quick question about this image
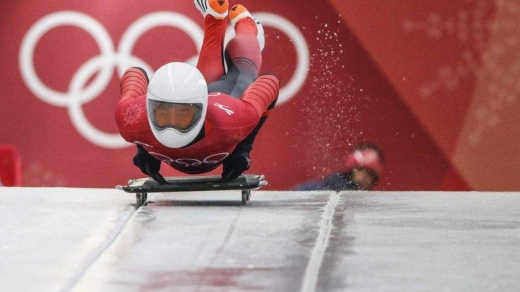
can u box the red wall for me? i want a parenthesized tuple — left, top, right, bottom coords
(329, 0, 520, 191)
(4, 0, 508, 191)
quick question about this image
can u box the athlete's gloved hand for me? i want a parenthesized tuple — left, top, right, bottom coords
(133, 145, 167, 185)
(221, 147, 251, 182)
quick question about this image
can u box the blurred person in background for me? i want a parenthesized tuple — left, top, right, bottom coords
(293, 143, 385, 191)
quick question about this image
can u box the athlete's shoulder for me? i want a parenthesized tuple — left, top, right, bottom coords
(116, 94, 149, 135)
(206, 92, 252, 127)
(207, 92, 243, 113)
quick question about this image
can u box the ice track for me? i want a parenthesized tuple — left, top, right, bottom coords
(1, 188, 519, 292)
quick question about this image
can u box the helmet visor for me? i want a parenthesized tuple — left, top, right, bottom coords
(149, 100, 203, 133)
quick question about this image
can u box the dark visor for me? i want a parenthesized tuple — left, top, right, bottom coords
(149, 100, 202, 133)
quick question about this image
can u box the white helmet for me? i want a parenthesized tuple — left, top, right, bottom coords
(146, 62, 208, 148)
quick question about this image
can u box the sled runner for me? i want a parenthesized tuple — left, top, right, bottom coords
(116, 174, 267, 206)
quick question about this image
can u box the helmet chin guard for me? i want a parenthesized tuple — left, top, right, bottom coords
(146, 62, 208, 148)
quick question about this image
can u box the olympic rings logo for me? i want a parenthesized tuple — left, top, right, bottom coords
(19, 11, 309, 149)
(150, 152, 229, 168)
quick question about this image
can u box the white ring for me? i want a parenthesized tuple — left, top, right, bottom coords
(68, 55, 128, 148)
(117, 12, 204, 77)
(255, 13, 309, 106)
(19, 11, 115, 107)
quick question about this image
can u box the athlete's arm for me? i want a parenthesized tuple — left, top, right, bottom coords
(115, 68, 167, 184)
(220, 74, 279, 181)
(115, 68, 150, 142)
(239, 74, 279, 149)
(120, 67, 148, 101)
(240, 74, 279, 118)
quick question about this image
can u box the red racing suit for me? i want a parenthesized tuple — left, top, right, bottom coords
(115, 15, 279, 175)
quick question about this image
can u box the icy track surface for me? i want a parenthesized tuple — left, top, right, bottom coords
(1, 188, 519, 292)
